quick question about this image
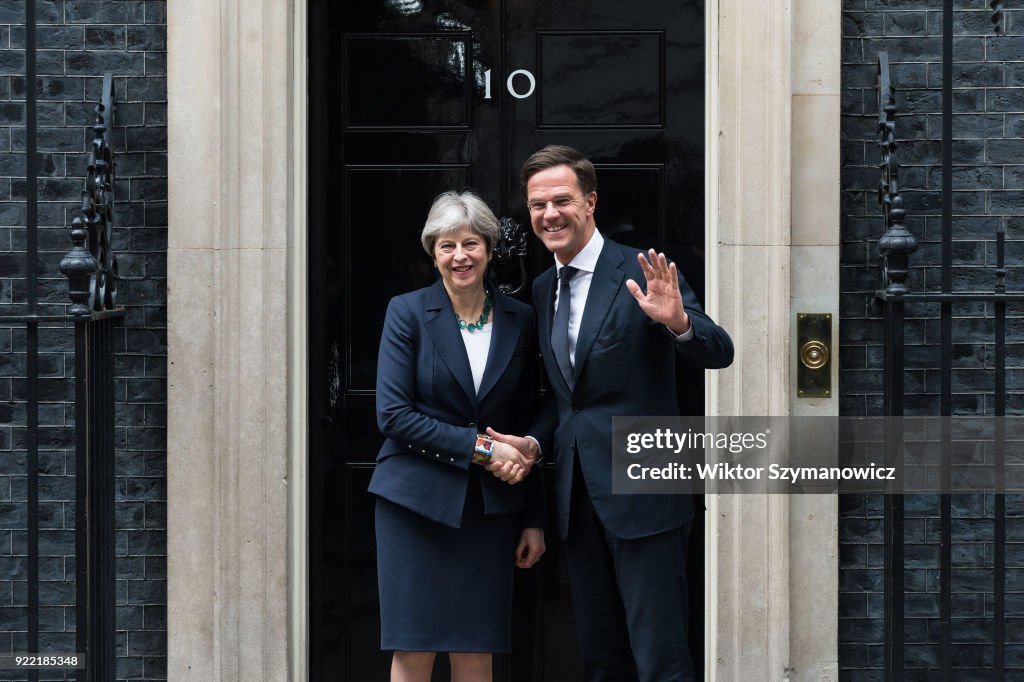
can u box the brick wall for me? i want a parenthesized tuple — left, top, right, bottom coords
(5, 0, 1021, 679)
(842, 0, 1023, 678)
(0, 1, 166, 680)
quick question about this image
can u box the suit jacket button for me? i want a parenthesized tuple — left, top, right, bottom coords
(469, 422, 476, 427)
(435, 454, 440, 458)
(574, 408, 581, 414)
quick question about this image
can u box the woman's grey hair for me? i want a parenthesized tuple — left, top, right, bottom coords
(420, 190, 500, 256)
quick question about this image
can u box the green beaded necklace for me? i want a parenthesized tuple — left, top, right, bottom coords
(456, 290, 492, 332)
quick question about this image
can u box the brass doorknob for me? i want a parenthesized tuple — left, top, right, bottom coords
(799, 340, 829, 370)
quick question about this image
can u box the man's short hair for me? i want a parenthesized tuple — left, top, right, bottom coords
(519, 144, 598, 198)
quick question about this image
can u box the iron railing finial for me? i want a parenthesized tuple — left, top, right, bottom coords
(876, 52, 917, 296)
(62, 73, 118, 315)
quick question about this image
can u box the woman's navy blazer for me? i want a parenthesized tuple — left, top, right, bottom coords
(369, 278, 544, 529)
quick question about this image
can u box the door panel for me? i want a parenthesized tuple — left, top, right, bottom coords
(345, 35, 474, 129)
(309, 1, 705, 679)
(537, 32, 665, 128)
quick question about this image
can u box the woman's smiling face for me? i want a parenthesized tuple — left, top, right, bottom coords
(434, 226, 489, 293)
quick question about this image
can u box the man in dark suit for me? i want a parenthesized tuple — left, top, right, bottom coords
(489, 145, 733, 681)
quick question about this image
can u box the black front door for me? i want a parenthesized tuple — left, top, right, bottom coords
(308, 1, 705, 679)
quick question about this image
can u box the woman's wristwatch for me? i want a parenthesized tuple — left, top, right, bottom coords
(471, 434, 495, 465)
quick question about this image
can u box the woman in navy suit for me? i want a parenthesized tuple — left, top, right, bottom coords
(369, 190, 546, 682)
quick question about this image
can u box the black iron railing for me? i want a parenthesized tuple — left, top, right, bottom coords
(63, 73, 122, 682)
(875, 2, 1023, 678)
(4, 0, 123, 678)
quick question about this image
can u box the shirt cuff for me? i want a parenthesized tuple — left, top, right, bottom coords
(524, 435, 543, 458)
(668, 323, 695, 342)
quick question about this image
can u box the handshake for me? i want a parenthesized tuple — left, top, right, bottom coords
(481, 427, 542, 485)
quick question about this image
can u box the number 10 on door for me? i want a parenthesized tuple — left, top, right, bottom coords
(483, 69, 536, 99)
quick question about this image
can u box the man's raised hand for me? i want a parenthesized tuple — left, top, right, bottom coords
(625, 249, 691, 336)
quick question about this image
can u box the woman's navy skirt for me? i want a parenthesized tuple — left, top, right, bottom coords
(374, 470, 520, 652)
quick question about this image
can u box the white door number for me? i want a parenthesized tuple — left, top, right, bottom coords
(483, 69, 536, 100)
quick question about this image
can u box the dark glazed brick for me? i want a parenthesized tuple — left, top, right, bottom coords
(863, 0, 943, 8)
(12, 27, 87, 51)
(927, 63, 1005, 88)
(989, 190, 1024, 212)
(884, 11, 927, 35)
(125, 76, 166, 101)
(863, 37, 942, 61)
(0, 103, 22, 125)
(114, 101, 144, 126)
(926, 165, 1003, 190)
(845, 12, 885, 37)
(144, 2, 166, 26)
(988, 37, 1024, 62)
(926, 9, 1005, 35)
(0, 1, 61, 25)
(127, 26, 165, 51)
(145, 103, 166, 125)
(85, 26, 128, 51)
(841, 1, 1024, 674)
(844, 65, 877, 89)
(1009, 65, 1024, 88)
(926, 114, 1004, 139)
(144, 52, 166, 76)
(0, 54, 25, 77)
(987, 89, 1024, 113)
(840, 618, 884, 644)
(1003, 167, 1024, 189)
(0, 1, 167, 677)
(125, 126, 165, 153)
(65, 51, 145, 76)
(65, 1, 146, 24)
(11, 76, 86, 101)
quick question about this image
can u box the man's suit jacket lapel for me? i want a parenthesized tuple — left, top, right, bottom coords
(574, 240, 625, 382)
(476, 290, 520, 404)
(423, 279, 477, 411)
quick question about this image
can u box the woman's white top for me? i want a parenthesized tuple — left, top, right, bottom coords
(460, 320, 492, 394)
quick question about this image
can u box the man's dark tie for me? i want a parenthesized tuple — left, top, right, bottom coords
(552, 266, 578, 390)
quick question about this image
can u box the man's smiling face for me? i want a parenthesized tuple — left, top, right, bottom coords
(526, 164, 597, 265)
